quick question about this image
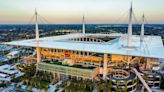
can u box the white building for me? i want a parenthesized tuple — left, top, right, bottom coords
(7, 50, 20, 59)
(0, 64, 23, 82)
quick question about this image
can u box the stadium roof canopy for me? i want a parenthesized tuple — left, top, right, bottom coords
(3, 33, 164, 59)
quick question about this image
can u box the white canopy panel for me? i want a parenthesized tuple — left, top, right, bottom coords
(3, 33, 164, 59)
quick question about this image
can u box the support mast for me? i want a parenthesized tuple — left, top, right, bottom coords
(141, 14, 145, 41)
(82, 15, 85, 34)
(127, 3, 133, 47)
(35, 9, 39, 40)
(35, 9, 40, 73)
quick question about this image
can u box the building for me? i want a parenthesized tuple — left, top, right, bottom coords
(6, 50, 20, 59)
(0, 64, 23, 82)
(3, 4, 164, 92)
(0, 45, 13, 62)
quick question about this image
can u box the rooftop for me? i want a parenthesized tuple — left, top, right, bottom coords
(0, 45, 12, 51)
(3, 33, 164, 59)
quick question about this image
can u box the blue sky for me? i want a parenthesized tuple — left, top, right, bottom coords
(0, 0, 164, 24)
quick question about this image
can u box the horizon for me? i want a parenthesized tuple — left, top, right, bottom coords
(0, 23, 164, 25)
(0, 0, 164, 24)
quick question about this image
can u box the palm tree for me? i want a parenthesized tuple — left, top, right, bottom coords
(0, 82, 7, 88)
(95, 80, 113, 92)
(160, 75, 164, 89)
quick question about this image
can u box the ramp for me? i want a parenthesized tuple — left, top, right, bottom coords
(131, 68, 152, 92)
